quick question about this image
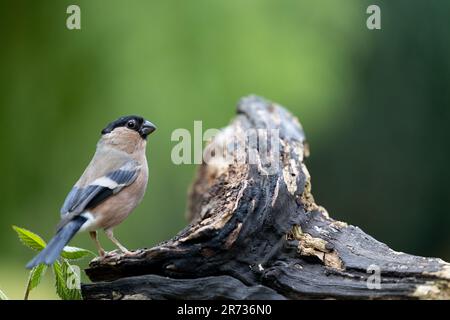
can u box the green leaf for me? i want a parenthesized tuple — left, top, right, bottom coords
(28, 263, 47, 291)
(53, 261, 68, 299)
(0, 288, 8, 300)
(63, 260, 82, 300)
(24, 264, 47, 299)
(12, 225, 46, 251)
(53, 260, 82, 300)
(61, 246, 94, 260)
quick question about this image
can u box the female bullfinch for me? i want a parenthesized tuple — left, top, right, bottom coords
(26, 115, 156, 268)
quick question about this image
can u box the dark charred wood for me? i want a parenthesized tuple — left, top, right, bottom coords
(82, 95, 450, 300)
(82, 274, 286, 300)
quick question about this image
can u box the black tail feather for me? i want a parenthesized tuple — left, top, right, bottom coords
(26, 216, 87, 269)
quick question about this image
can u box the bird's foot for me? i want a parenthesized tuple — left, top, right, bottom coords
(92, 249, 120, 260)
(122, 249, 143, 257)
(92, 249, 143, 262)
(105, 249, 122, 258)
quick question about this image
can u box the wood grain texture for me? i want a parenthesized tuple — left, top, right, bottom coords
(82, 96, 450, 300)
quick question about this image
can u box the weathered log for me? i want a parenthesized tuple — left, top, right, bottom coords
(82, 95, 450, 300)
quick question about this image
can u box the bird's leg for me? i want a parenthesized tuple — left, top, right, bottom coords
(104, 228, 132, 255)
(89, 231, 106, 257)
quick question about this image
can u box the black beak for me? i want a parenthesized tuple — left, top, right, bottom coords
(140, 120, 157, 138)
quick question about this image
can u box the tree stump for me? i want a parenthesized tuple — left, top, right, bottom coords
(82, 95, 450, 300)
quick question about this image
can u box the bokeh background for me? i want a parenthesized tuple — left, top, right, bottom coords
(0, 0, 449, 299)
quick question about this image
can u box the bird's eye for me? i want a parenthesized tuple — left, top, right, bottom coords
(127, 120, 136, 129)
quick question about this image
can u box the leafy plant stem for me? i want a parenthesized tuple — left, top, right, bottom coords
(23, 275, 32, 300)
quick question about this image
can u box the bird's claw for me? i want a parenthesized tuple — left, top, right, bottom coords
(93, 249, 142, 262)
(122, 249, 142, 257)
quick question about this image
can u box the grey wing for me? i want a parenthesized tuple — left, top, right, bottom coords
(60, 160, 141, 216)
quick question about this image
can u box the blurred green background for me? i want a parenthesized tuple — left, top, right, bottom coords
(0, 0, 449, 299)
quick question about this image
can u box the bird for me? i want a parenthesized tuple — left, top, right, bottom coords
(26, 115, 156, 269)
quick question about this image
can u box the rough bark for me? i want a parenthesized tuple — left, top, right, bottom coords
(82, 95, 450, 300)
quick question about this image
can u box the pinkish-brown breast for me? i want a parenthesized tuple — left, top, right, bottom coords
(88, 131, 149, 230)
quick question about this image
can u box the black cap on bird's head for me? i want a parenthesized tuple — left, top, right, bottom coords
(101, 115, 157, 139)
